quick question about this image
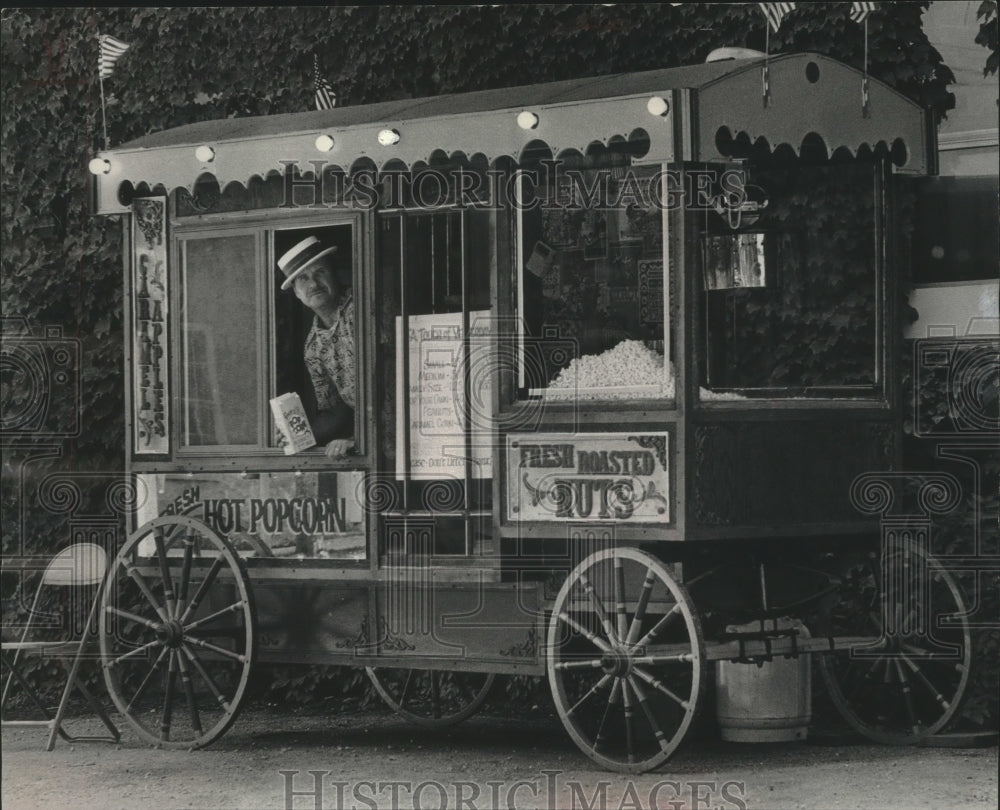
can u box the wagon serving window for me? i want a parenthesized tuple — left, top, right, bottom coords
(142, 216, 369, 561)
(174, 220, 360, 456)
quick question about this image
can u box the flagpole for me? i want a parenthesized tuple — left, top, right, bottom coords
(763, 12, 771, 107)
(862, 17, 870, 117)
(99, 74, 109, 151)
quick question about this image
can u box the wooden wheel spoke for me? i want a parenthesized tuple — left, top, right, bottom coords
(845, 656, 885, 706)
(181, 645, 231, 711)
(631, 665, 689, 709)
(160, 649, 178, 741)
(430, 671, 441, 719)
(123, 562, 169, 623)
(578, 573, 619, 645)
(455, 677, 477, 704)
(395, 669, 413, 709)
(553, 658, 603, 671)
(183, 635, 247, 663)
(900, 641, 967, 667)
(630, 653, 695, 666)
(613, 559, 628, 645)
(106, 605, 162, 634)
(153, 528, 178, 619)
(592, 677, 622, 754)
(558, 612, 612, 653)
(566, 673, 614, 717)
(625, 569, 656, 647)
(899, 653, 951, 710)
(175, 648, 203, 735)
(125, 647, 170, 713)
(178, 555, 226, 625)
(176, 532, 197, 615)
(367, 668, 494, 728)
(893, 658, 921, 735)
(628, 676, 671, 753)
(635, 603, 681, 650)
(183, 601, 248, 634)
(108, 638, 162, 668)
(867, 610, 884, 634)
(620, 677, 636, 765)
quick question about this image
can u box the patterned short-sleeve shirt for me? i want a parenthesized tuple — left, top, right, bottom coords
(303, 293, 355, 410)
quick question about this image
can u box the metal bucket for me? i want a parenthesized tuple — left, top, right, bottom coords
(715, 619, 811, 743)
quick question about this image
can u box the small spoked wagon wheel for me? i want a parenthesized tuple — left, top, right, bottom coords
(817, 537, 971, 744)
(100, 516, 256, 749)
(547, 548, 705, 773)
(365, 667, 495, 728)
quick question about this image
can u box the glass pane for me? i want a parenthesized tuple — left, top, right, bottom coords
(519, 164, 672, 400)
(135, 471, 366, 560)
(374, 211, 494, 558)
(912, 175, 999, 284)
(181, 235, 260, 446)
(272, 224, 356, 452)
(701, 162, 879, 396)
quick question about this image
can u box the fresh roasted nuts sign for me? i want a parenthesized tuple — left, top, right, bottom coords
(507, 432, 670, 522)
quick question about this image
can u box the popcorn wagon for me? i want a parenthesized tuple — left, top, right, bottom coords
(88, 52, 974, 772)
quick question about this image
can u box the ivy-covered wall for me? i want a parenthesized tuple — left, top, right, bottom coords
(0, 2, 957, 498)
(2, 5, 995, 725)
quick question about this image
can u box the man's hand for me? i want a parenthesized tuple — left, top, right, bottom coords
(324, 438, 355, 459)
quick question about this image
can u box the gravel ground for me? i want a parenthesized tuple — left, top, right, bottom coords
(2, 703, 996, 810)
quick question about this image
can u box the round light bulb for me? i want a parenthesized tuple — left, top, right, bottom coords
(195, 145, 215, 163)
(517, 111, 539, 130)
(315, 134, 335, 152)
(88, 157, 111, 175)
(646, 96, 670, 117)
(377, 128, 400, 146)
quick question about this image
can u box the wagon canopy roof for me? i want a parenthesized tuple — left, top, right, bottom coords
(93, 52, 931, 214)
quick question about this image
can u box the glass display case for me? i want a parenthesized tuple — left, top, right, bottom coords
(517, 163, 674, 401)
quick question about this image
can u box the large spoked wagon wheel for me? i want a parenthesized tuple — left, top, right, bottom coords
(817, 537, 971, 744)
(365, 667, 495, 728)
(547, 548, 705, 773)
(100, 516, 256, 749)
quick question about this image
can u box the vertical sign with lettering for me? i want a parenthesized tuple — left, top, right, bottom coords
(396, 311, 494, 480)
(131, 197, 169, 454)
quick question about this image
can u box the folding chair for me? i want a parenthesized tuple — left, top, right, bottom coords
(1, 543, 120, 750)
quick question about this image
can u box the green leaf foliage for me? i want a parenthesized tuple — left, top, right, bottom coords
(977, 0, 999, 76)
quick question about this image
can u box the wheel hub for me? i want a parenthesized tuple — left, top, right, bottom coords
(156, 620, 185, 648)
(600, 647, 632, 677)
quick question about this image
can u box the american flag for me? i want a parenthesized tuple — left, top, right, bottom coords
(850, 2, 877, 23)
(313, 55, 337, 110)
(98, 34, 130, 80)
(759, 2, 796, 33)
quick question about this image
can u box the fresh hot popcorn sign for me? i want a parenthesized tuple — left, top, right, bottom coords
(507, 432, 670, 522)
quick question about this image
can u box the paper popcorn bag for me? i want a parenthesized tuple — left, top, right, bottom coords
(269, 392, 316, 454)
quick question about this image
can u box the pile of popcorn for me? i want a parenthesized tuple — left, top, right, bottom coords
(547, 339, 675, 400)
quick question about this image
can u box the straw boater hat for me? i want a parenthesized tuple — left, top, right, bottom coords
(277, 236, 338, 290)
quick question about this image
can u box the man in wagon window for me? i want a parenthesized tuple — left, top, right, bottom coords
(278, 235, 355, 458)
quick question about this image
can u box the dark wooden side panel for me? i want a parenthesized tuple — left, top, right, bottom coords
(690, 418, 894, 529)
